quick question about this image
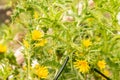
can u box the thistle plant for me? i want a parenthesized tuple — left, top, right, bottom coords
(0, 0, 120, 80)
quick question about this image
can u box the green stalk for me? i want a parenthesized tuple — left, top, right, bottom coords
(102, 26, 108, 54)
(70, 51, 73, 71)
(27, 51, 31, 80)
(25, 49, 31, 80)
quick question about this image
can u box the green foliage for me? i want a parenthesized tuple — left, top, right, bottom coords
(1, 0, 120, 79)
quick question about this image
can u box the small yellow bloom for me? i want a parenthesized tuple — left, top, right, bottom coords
(87, 18, 94, 21)
(101, 70, 110, 80)
(74, 60, 90, 73)
(97, 60, 106, 70)
(0, 44, 7, 53)
(34, 65, 48, 79)
(35, 39, 47, 47)
(34, 11, 39, 19)
(82, 39, 92, 47)
(23, 40, 29, 48)
(32, 30, 43, 40)
(103, 70, 110, 77)
(22, 65, 27, 70)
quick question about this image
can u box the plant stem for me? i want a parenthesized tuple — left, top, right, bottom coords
(27, 49, 31, 80)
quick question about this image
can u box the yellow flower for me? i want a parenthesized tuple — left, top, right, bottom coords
(74, 60, 90, 73)
(103, 70, 110, 77)
(22, 65, 27, 70)
(34, 11, 39, 19)
(97, 60, 106, 70)
(101, 70, 110, 80)
(82, 39, 92, 47)
(23, 40, 29, 48)
(0, 44, 7, 53)
(34, 65, 48, 79)
(32, 30, 43, 40)
(87, 18, 94, 21)
(35, 39, 47, 47)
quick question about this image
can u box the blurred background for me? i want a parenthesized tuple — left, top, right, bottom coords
(0, 0, 12, 24)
